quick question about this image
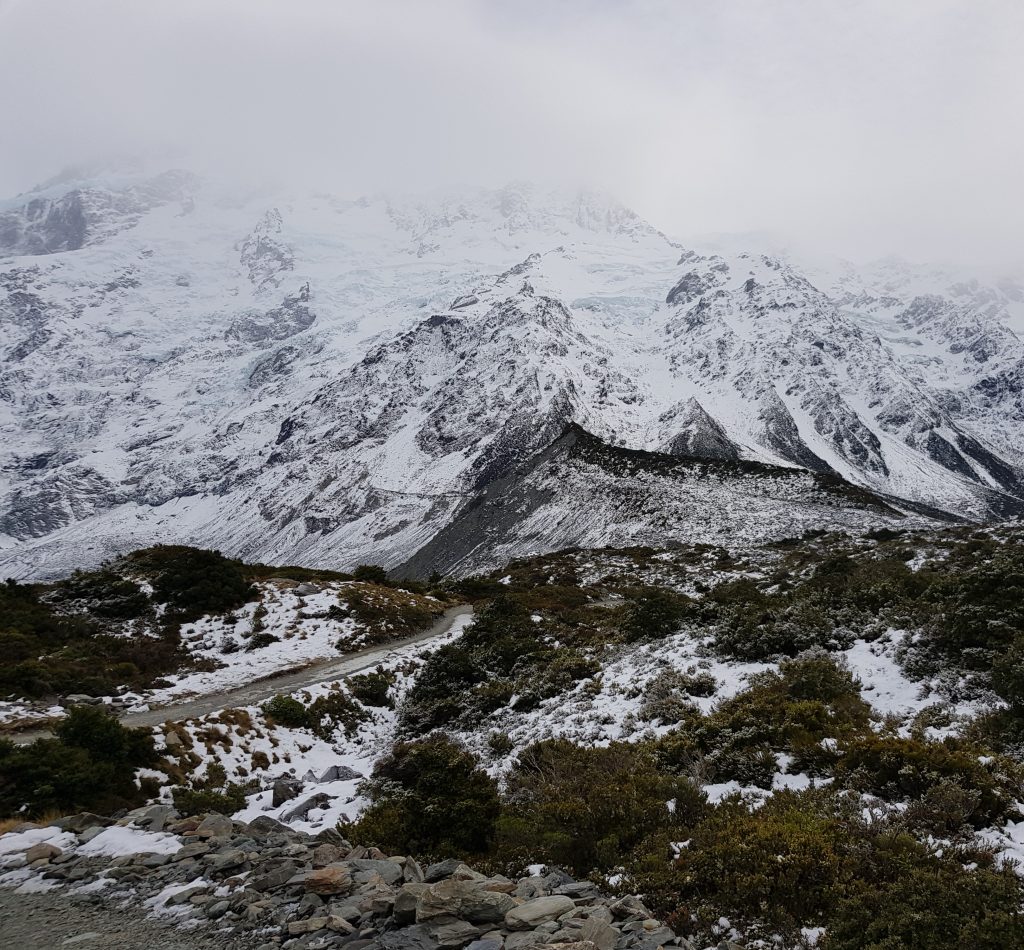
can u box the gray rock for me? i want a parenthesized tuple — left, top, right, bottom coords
(78, 826, 107, 844)
(206, 899, 231, 919)
(208, 848, 247, 872)
(173, 841, 211, 862)
(273, 777, 305, 807)
(377, 925, 440, 950)
(505, 897, 577, 931)
(404, 856, 425, 883)
(287, 915, 329, 935)
(319, 764, 364, 783)
(51, 813, 113, 834)
(351, 858, 404, 885)
(427, 919, 483, 949)
(580, 919, 618, 950)
(466, 941, 504, 950)
(608, 897, 651, 921)
(24, 842, 61, 863)
(418, 879, 517, 925)
(247, 815, 293, 837)
(167, 884, 209, 906)
(194, 813, 233, 839)
(504, 934, 543, 950)
(425, 859, 465, 882)
(637, 929, 676, 950)
(313, 843, 343, 867)
(283, 792, 334, 822)
(141, 853, 172, 868)
(394, 883, 428, 920)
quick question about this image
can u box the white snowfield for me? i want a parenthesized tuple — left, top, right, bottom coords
(2, 165, 1024, 579)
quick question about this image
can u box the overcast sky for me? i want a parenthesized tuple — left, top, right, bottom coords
(0, 0, 1021, 267)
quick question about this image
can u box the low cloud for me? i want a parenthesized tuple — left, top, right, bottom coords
(1, 0, 1021, 267)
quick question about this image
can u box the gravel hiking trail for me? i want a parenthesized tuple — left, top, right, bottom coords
(13, 604, 473, 745)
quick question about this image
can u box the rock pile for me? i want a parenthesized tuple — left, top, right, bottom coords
(1, 806, 744, 950)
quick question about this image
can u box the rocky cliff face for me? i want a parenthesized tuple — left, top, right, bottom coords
(1, 169, 1021, 578)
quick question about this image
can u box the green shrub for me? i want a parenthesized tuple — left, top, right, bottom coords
(618, 587, 695, 642)
(634, 789, 846, 936)
(306, 689, 368, 740)
(55, 569, 151, 619)
(0, 707, 158, 818)
(495, 739, 706, 874)
(247, 632, 280, 650)
(347, 734, 500, 857)
(172, 767, 257, 816)
(262, 694, 310, 729)
(823, 853, 1024, 950)
(833, 734, 1023, 826)
(352, 564, 390, 585)
(348, 671, 394, 708)
(139, 546, 255, 621)
(655, 652, 870, 784)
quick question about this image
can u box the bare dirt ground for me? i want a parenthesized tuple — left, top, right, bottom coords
(0, 887, 252, 950)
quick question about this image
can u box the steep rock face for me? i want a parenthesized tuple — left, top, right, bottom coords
(660, 398, 740, 462)
(0, 169, 196, 255)
(0, 168, 1022, 579)
(395, 425, 915, 579)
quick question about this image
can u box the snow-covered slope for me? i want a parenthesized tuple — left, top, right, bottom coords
(1, 167, 1021, 578)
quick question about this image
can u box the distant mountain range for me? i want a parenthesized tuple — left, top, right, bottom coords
(2, 166, 1022, 578)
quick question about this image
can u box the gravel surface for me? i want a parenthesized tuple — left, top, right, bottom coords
(0, 888, 246, 949)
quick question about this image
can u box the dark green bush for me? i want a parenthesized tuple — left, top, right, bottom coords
(306, 689, 368, 740)
(824, 851, 1024, 949)
(0, 706, 158, 818)
(140, 546, 255, 621)
(834, 734, 1023, 826)
(348, 671, 394, 708)
(618, 587, 696, 642)
(352, 564, 391, 585)
(262, 694, 310, 729)
(495, 739, 706, 874)
(655, 652, 870, 784)
(346, 734, 500, 857)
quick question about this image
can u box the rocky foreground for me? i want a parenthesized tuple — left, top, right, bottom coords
(0, 807, 741, 950)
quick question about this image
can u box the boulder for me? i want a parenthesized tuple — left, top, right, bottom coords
(282, 792, 333, 822)
(287, 916, 328, 935)
(404, 855, 426, 883)
(377, 926, 441, 950)
(193, 813, 233, 839)
(418, 879, 517, 925)
(327, 915, 357, 933)
(505, 896, 577, 931)
(51, 813, 114, 834)
(427, 919, 483, 949)
(319, 764, 364, 782)
(312, 843, 343, 867)
(350, 858, 405, 885)
(395, 882, 430, 925)
(272, 777, 304, 808)
(25, 842, 61, 863)
(305, 864, 353, 896)
(608, 896, 652, 921)
(580, 918, 618, 950)
(425, 858, 466, 882)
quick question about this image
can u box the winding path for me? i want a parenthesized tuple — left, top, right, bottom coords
(13, 605, 473, 744)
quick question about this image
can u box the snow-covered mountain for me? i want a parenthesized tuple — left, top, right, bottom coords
(1, 166, 1022, 579)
